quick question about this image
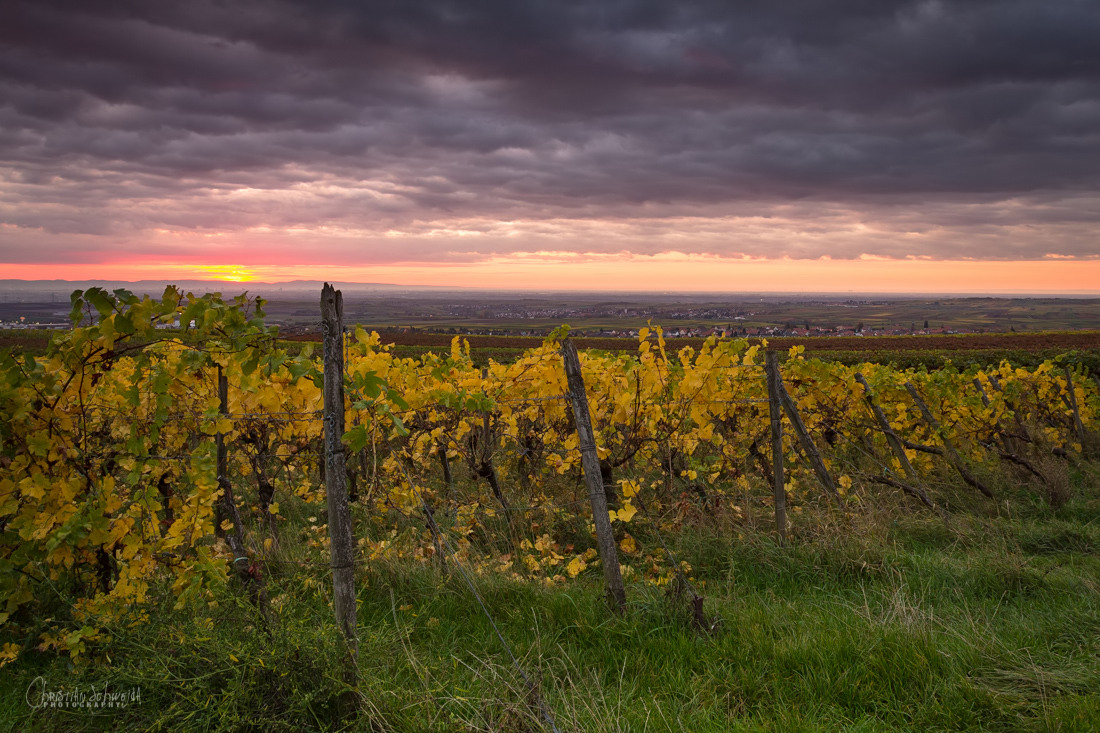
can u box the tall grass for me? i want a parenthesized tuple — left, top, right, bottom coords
(4, 463, 1099, 732)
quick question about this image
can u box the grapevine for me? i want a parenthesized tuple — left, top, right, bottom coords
(1, 288, 1095, 666)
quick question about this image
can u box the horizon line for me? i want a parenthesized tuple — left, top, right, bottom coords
(1, 277, 1099, 299)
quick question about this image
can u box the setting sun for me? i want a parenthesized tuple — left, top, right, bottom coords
(199, 265, 256, 283)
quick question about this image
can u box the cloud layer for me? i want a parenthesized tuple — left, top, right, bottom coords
(2, 0, 1099, 269)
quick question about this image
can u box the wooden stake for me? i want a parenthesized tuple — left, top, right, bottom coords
(477, 367, 509, 510)
(1063, 366, 1087, 450)
(904, 382, 995, 498)
(765, 352, 787, 545)
(438, 441, 453, 488)
(855, 373, 919, 481)
(988, 374, 1033, 445)
(561, 339, 626, 613)
(215, 367, 271, 623)
(321, 283, 359, 692)
(216, 367, 249, 583)
(972, 376, 1018, 456)
(775, 375, 842, 507)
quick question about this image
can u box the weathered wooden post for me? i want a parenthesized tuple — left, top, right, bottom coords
(561, 339, 626, 613)
(905, 381, 994, 498)
(438, 442, 453, 488)
(321, 283, 359, 693)
(214, 366, 271, 623)
(216, 366, 250, 583)
(476, 366, 509, 510)
(765, 352, 787, 545)
(775, 379, 842, 507)
(972, 376, 1020, 456)
(988, 374, 1034, 445)
(856, 373, 920, 481)
(1063, 366, 1088, 450)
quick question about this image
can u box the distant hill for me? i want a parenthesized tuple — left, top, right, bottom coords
(0, 279, 466, 299)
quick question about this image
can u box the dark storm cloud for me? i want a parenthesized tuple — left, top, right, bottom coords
(2, 0, 1099, 263)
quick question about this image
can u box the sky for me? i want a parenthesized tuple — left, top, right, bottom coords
(2, 0, 1099, 292)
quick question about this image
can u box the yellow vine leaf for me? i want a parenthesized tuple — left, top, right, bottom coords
(0, 643, 20, 669)
(566, 555, 587, 577)
(610, 501, 637, 523)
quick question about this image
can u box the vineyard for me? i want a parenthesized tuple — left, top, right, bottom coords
(2, 286, 1099, 731)
(280, 328, 1100, 374)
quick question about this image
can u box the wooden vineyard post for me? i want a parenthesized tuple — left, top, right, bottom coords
(972, 377, 1047, 483)
(438, 442, 453, 489)
(216, 367, 252, 586)
(854, 374, 939, 511)
(215, 367, 271, 623)
(765, 352, 787, 545)
(1063, 366, 1088, 452)
(477, 366, 509, 510)
(988, 374, 1034, 445)
(904, 382, 995, 499)
(973, 377, 1019, 456)
(561, 339, 626, 614)
(856, 373, 919, 481)
(775, 375, 842, 507)
(321, 283, 360, 695)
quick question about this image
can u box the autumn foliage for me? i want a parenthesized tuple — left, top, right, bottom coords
(1, 288, 1096, 666)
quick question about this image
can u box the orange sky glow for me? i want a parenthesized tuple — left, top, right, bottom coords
(3, 252, 1098, 294)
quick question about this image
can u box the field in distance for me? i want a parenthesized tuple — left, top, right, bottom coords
(8, 287, 1100, 334)
(286, 329, 1100, 353)
(271, 292, 1100, 336)
(280, 329, 1100, 372)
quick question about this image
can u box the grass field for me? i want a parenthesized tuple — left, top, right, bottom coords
(4, 464, 1099, 732)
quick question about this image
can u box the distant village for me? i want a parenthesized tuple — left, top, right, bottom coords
(0, 316, 187, 331)
(386, 324, 966, 339)
(379, 301, 967, 338)
(0, 317, 70, 331)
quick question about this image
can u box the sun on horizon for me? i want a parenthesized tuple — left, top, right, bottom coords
(198, 265, 257, 283)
